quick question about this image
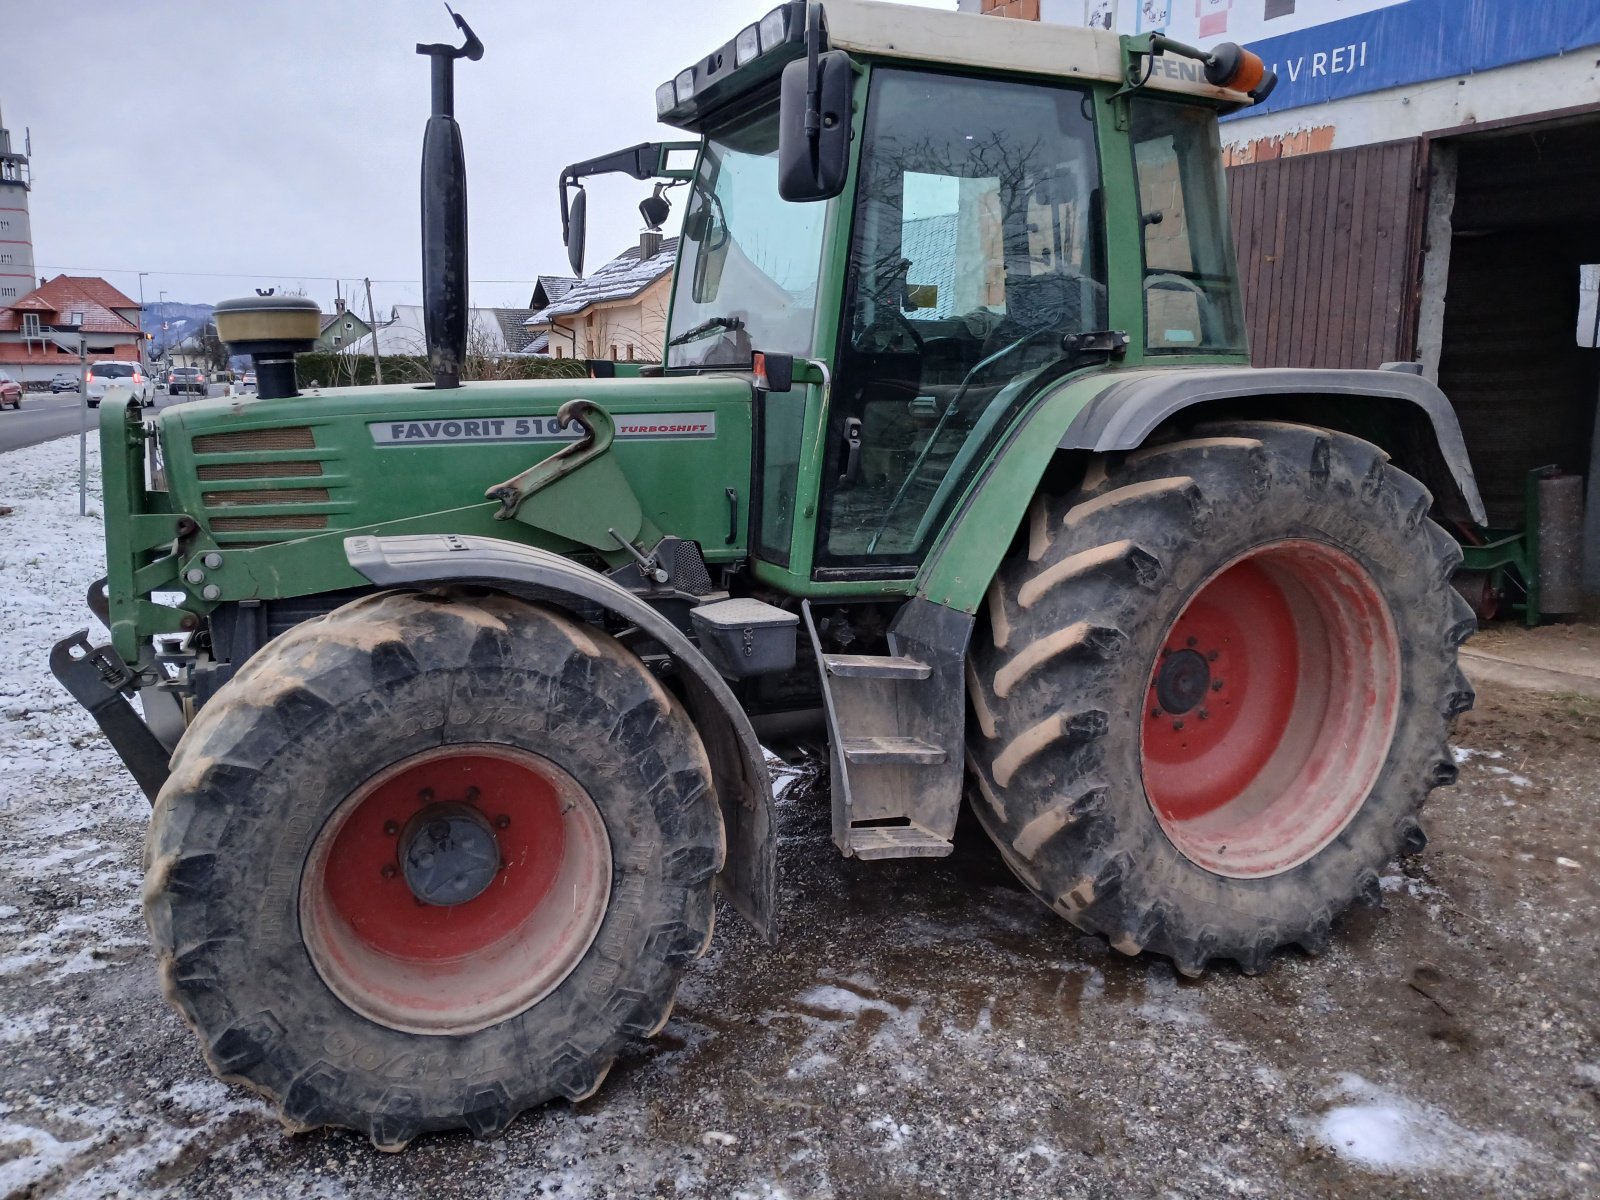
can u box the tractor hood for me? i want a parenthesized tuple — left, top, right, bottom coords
(151, 373, 756, 606)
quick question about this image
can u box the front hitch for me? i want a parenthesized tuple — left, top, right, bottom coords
(50, 631, 171, 803)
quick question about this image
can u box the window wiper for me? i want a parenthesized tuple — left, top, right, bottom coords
(668, 315, 745, 347)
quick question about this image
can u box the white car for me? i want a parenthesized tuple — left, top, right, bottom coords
(85, 360, 155, 408)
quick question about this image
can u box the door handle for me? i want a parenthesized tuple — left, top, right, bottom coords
(838, 417, 863, 486)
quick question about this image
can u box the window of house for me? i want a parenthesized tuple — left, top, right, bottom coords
(345, 321, 353, 330)
(626, 343, 635, 361)
(0, 254, 11, 265)
(21, 313, 40, 337)
(0, 219, 9, 230)
(3, 288, 19, 299)
(609, 344, 618, 360)
(333, 334, 341, 345)
(555, 347, 564, 358)
(585, 338, 595, 356)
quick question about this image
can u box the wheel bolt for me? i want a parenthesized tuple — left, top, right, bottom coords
(1150, 707, 1163, 719)
(1198, 709, 1210, 720)
(494, 814, 511, 829)
(418, 788, 434, 803)
(1185, 636, 1198, 648)
(383, 820, 399, 836)
(465, 787, 481, 803)
(1207, 651, 1219, 662)
(1212, 679, 1225, 692)
(1172, 719, 1184, 731)
(380, 863, 397, 879)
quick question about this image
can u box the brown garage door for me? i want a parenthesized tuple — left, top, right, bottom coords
(1227, 139, 1424, 369)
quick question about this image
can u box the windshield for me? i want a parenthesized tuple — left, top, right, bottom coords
(93, 363, 135, 378)
(666, 103, 828, 369)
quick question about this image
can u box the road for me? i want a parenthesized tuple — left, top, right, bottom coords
(0, 384, 224, 454)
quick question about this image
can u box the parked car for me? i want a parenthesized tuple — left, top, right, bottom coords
(239, 371, 257, 393)
(167, 367, 208, 396)
(86, 361, 154, 408)
(0, 369, 20, 410)
(50, 370, 79, 393)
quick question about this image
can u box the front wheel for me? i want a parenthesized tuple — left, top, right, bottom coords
(144, 590, 724, 1148)
(967, 422, 1475, 976)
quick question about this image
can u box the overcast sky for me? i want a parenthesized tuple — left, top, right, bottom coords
(2, 0, 951, 318)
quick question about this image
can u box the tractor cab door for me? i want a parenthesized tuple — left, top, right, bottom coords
(814, 67, 1108, 576)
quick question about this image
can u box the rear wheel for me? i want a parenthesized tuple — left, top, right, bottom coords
(967, 423, 1475, 975)
(145, 590, 724, 1148)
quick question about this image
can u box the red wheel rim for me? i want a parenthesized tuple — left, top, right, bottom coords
(1140, 540, 1399, 879)
(301, 745, 610, 1034)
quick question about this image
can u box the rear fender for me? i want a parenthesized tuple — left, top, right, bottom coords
(920, 365, 1485, 615)
(344, 532, 778, 943)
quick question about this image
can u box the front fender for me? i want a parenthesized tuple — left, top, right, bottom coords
(344, 532, 778, 943)
(920, 364, 1485, 615)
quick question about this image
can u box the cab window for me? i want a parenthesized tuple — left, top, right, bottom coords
(817, 68, 1106, 569)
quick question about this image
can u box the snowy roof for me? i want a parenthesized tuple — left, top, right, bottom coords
(527, 239, 678, 327)
(341, 305, 543, 357)
(530, 275, 580, 310)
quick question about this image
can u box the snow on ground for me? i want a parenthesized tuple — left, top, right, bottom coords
(1301, 1073, 1534, 1175)
(0, 433, 1597, 1198)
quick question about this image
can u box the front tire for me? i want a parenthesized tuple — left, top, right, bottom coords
(967, 423, 1475, 975)
(144, 590, 724, 1148)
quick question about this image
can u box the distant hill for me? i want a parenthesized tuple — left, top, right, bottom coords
(142, 302, 214, 354)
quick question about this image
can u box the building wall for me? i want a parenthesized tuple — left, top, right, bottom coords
(545, 276, 671, 362)
(0, 181, 32, 307)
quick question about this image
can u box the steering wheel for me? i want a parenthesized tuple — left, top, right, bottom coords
(1143, 272, 1219, 342)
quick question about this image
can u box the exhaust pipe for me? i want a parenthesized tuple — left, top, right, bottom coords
(416, 8, 483, 390)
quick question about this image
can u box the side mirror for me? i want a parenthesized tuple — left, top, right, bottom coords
(778, 49, 852, 202)
(565, 186, 588, 276)
(1579, 264, 1600, 349)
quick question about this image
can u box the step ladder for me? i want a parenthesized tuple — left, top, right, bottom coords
(802, 599, 974, 860)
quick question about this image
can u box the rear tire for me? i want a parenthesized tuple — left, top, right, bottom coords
(966, 422, 1475, 975)
(144, 590, 724, 1148)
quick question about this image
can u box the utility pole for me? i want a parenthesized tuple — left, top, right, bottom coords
(364, 277, 383, 384)
(137, 272, 148, 371)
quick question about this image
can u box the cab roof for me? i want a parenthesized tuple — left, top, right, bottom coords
(824, 0, 1246, 104)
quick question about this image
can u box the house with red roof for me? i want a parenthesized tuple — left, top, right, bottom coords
(0, 275, 145, 387)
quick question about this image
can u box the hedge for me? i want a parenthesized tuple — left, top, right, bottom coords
(293, 353, 589, 389)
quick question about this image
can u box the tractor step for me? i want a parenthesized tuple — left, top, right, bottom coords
(840, 736, 946, 765)
(845, 824, 955, 860)
(802, 600, 975, 862)
(823, 653, 932, 680)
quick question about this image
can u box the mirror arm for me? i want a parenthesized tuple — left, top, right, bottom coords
(558, 140, 700, 246)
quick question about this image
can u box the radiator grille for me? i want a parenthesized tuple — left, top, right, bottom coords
(193, 427, 315, 453)
(211, 514, 329, 533)
(203, 488, 331, 507)
(197, 461, 322, 480)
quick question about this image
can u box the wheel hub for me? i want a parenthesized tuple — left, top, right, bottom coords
(1153, 648, 1211, 715)
(400, 803, 500, 906)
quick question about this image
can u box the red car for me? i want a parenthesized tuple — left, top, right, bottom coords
(0, 369, 21, 410)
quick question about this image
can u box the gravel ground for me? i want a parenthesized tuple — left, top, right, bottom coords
(1, 436, 1597, 1199)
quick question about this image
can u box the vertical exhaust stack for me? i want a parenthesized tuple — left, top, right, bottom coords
(417, 8, 483, 390)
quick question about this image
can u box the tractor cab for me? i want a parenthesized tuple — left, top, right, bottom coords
(561, 0, 1261, 585)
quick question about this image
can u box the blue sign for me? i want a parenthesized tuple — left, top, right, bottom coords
(1227, 0, 1600, 117)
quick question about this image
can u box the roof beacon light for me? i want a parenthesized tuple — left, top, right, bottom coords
(1204, 42, 1268, 95)
(735, 24, 762, 67)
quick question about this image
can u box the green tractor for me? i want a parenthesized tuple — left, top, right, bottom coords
(54, 2, 1482, 1148)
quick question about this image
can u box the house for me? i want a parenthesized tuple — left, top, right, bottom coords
(0, 275, 143, 385)
(316, 300, 373, 352)
(524, 234, 678, 362)
(342, 304, 541, 358)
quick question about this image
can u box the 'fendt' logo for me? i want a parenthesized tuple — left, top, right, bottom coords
(368, 412, 716, 446)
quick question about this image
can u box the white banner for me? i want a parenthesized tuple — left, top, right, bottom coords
(369, 412, 717, 446)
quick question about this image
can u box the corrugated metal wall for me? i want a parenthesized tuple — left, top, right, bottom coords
(1227, 140, 1423, 369)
